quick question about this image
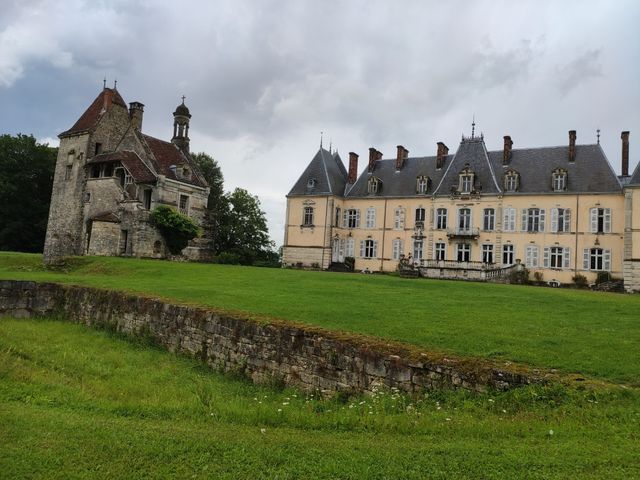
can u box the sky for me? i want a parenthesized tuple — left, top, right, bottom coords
(1, 0, 638, 247)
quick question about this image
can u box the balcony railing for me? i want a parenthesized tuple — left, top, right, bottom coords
(446, 227, 480, 239)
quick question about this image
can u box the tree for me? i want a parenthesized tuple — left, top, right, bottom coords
(191, 152, 224, 212)
(216, 188, 275, 265)
(150, 205, 201, 254)
(0, 134, 57, 252)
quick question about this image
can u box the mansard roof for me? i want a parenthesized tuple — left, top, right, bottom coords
(60, 88, 127, 137)
(345, 155, 450, 198)
(288, 148, 348, 196)
(489, 144, 621, 194)
(142, 134, 207, 188)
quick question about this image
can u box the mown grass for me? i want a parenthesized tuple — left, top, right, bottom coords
(1, 317, 639, 479)
(1, 252, 640, 385)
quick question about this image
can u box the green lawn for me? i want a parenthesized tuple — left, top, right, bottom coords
(1, 252, 640, 384)
(1, 318, 639, 479)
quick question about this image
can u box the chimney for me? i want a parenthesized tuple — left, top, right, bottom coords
(503, 136, 513, 165)
(129, 102, 145, 131)
(102, 88, 114, 110)
(621, 131, 630, 176)
(368, 147, 377, 172)
(436, 142, 449, 169)
(348, 152, 359, 184)
(568, 130, 577, 162)
(395, 145, 408, 170)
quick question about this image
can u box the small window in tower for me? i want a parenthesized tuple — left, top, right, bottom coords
(65, 165, 73, 180)
(103, 163, 114, 177)
(95, 143, 102, 155)
(179, 194, 189, 215)
(90, 164, 101, 178)
(83, 192, 91, 203)
(143, 189, 152, 210)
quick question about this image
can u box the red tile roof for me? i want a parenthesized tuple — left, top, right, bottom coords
(60, 88, 127, 137)
(87, 150, 157, 184)
(143, 134, 207, 187)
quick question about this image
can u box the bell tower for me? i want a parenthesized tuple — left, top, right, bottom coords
(172, 96, 191, 153)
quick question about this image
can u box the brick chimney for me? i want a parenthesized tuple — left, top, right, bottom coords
(348, 152, 359, 184)
(568, 130, 577, 162)
(503, 136, 513, 165)
(436, 142, 449, 170)
(368, 148, 380, 172)
(129, 102, 144, 131)
(395, 145, 408, 170)
(621, 131, 630, 176)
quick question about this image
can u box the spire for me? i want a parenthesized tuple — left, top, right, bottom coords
(471, 115, 476, 139)
(597, 128, 601, 144)
(103, 76, 106, 89)
(320, 131, 324, 149)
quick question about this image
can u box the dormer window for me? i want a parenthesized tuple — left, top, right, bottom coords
(504, 170, 519, 192)
(307, 178, 316, 189)
(458, 167, 475, 193)
(368, 177, 381, 194)
(416, 176, 428, 194)
(552, 168, 567, 191)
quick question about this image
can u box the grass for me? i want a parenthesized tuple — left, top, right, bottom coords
(1, 252, 640, 385)
(1, 317, 639, 479)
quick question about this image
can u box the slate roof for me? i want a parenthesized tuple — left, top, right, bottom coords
(60, 88, 127, 137)
(330, 137, 621, 199)
(628, 162, 640, 186)
(288, 148, 348, 196)
(345, 155, 450, 198)
(143, 134, 207, 188)
(87, 151, 157, 183)
(488, 144, 621, 194)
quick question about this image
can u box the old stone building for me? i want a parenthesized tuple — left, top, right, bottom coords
(43, 86, 210, 264)
(283, 128, 640, 291)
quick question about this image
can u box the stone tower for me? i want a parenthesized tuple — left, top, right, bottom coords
(171, 98, 191, 153)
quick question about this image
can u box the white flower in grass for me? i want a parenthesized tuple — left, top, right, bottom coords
(282, 402, 289, 406)
(260, 428, 266, 434)
(548, 429, 554, 436)
(277, 408, 282, 413)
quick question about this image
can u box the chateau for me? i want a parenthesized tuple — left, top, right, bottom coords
(283, 128, 640, 291)
(43, 86, 210, 264)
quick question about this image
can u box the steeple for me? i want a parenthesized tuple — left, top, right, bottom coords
(172, 96, 191, 153)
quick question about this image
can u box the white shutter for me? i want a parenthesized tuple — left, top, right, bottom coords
(399, 240, 404, 257)
(342, 210, 348, 228)
(539, 209, 546, 232)
(346, 238, 354, 257)
(583, 249, 590, 270)
(604, 208, 611, 233)
(400, 209, 405, 229)
(359, 240, 365, 258)
(551, 208, 558, 232)
(373, 241, 378, 258)
(355, 210, 361, 228)
(563, 247, 571, 269)
(590, 208, 598, 233)
(371, 208, 376, 228)
(521, 209, 528, 232)
(564, 209, 571, 232)
(604, 250, 611, 271)
(543, 247, 550, 268)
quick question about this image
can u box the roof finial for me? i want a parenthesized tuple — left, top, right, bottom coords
(113, 78, 118, 89)
(103, 76, 106, 89)
(181, 95, 186, 104)
(329, 138, 333, 154)
(320, 131, 323, 149)
(597, 128, 601, 144)
(471, 115, 476, 139)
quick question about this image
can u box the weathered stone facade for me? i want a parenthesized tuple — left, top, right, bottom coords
(43, 87, 211, 265)
(0, 280, 546, 394)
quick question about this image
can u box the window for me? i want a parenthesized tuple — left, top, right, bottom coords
(394, 208, 405, 230)
(413, 239, 424, 261)
(504, 171, 519, 192)
(65, 164, 73, 180)
(435, 242, 446, 261)
(522, 208, 545, 232)
(436, 208, 447, 229)
(103, 163, 113, 177)
(345, 238, 355, 257)
(364, 207, 376, 228)
(415, 208, 426, 228)
(458, 208, 471, 232)
(460, 174, 473, 193)
(95, 143, 102, 155)
(482, 244, 494, 264)
(143, 189, 152, 210)
(90, 164, 101, 178)
(416, 176, 428, 194)
(343, 209, 360, 228)
(83, 192, 91, 203)
(120, 229, 129, 255)
(456, 243, 471, 262)
(544, 246, 570, 269)
(368, 177, 381, 194)
(392, 239, 403, 260)
(525, 245, 539, 268)
(583, 248, 611, 271)
(551, 208, 571, 232)
(552, 169, 567, 191)
(502, 244, 514, 266)
(483, 208, 495, 231)
(179, 194, 189, 215)
(335, 208, 341, 227)
(590, 208, 611, 233)
(360, 239, 378, 259)
(303, 206, 314, 226)
(503, 207, 516, 232)
(306, 178, 316, 188)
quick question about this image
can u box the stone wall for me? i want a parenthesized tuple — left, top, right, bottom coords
(0, 280, 542, 394)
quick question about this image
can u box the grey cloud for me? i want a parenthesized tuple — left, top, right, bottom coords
(556, 49, 603, 95)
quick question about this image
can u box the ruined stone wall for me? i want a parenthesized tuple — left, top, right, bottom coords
(0, 281, 541, 394)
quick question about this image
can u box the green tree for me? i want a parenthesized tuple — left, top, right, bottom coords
(150, 205, 201, 255)
(216, 188, 276, 265)
(0, 134, 56, 252)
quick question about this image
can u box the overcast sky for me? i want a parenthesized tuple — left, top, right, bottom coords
(1, 0, 638, 247)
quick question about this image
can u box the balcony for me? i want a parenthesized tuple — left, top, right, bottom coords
(418, 260, 519, 282)
(446, 227, 480, 239)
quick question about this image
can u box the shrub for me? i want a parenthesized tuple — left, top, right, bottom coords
(150, 205, 201, 255)
(509, 266, 529, 284)
(214, 252, 241, 264)
(344, 256, 355, 272)
(572, 274, 588, 288)
(533, 271, 544, 284)
(596, 271, 612, 284)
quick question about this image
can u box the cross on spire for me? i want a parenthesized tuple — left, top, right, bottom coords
(181, 95, 186, 103)
(471, 115, 476, 139)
